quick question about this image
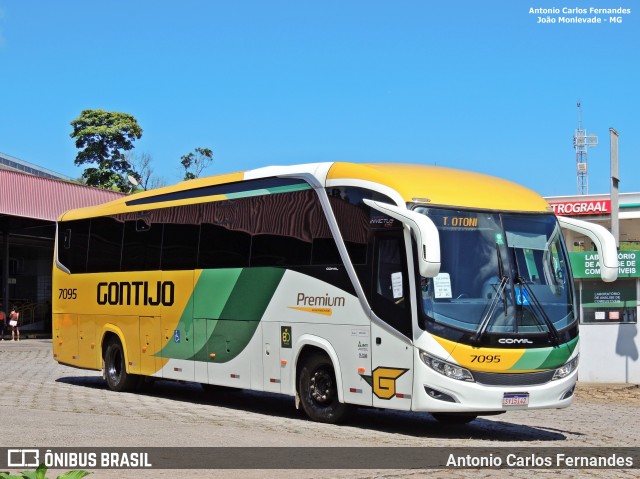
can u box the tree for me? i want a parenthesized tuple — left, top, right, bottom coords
(180, 147, 213, 180)
(70, 109, 143, 191)
(126, 151, 167, 191)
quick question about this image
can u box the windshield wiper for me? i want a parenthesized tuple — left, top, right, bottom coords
(473, 244, 509, 344)
(509, 246, 560, 345)
(473, 276, 508, 344)
(514, 276, 561, 346)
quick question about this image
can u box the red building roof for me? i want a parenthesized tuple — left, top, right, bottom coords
(0, 169, 124, 222)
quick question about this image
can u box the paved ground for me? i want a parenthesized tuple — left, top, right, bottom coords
(0, 339, 638, 478)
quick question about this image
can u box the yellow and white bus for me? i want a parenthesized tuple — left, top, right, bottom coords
(53, 162, 618, 424)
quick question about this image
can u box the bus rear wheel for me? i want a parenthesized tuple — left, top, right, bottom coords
(298, 352, 352, 424)
(104, 336, 138, 392)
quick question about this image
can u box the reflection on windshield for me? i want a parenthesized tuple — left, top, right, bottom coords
(414, 207, 575, 335)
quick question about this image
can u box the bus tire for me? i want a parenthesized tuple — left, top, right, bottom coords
(431, 412, 477, 425)
(104, 336, 138, 392)
(298, 352, 352, 424)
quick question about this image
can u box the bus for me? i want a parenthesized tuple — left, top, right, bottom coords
(53, 162, 618, 424)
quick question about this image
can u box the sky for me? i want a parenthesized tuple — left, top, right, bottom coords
(0, 0, 638, 196)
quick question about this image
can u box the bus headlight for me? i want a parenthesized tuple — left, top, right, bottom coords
(419, 351, 474, 382)
(552, 355, 579, 380)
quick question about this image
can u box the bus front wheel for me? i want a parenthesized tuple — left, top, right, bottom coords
(104, 337, 138, 392)
(298, 352, 352, 424)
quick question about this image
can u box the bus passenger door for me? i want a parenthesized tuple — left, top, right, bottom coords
(370, 233, 414, 411)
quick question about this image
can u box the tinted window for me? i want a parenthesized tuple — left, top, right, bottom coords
(160, 205, 200, 270)
(197, 189, 339, 269)
(248, 190, 331, 267)
(198, 201, 251, 268)
(58, 219, 90, 273)
(311, 238, 342, 265)
(198, 224, 250, 268)
(251, 234, 312, 267)
(326, 186, 398, 302)
(86, 217, 123, 273)
(326, 187, 396, 265)
(121, 219, 162, 271)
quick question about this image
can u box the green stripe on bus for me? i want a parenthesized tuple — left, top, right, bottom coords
(161, 268, 286, 363)
(193, 269, 243, 319)
(198, 268, 286, 363)
(218, 268, 286, 320)
(225, 182, 311, 200)
(510, 337, 578, 370)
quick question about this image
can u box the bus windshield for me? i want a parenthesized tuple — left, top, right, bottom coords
(413, 207, 575, 336)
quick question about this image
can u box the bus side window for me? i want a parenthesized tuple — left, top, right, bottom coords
(161, 204, 200, 271)
(57, 219, 90, 273)
(121, 219, 162, 272)
(86, 217, 124, 273)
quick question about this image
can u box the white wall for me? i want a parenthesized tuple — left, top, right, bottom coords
(579, 323, 640, 383)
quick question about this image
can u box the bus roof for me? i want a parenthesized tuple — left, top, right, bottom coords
(59, 162, 550, 220)
(327, 163, 550, 212)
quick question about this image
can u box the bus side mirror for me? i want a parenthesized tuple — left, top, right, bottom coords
(557, 215, 618, 282)
(363, 199, 441, 278)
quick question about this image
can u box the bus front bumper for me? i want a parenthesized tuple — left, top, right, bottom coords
(412, 365, 578, 414)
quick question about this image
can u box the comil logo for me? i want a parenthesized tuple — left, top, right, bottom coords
(8, 449, 40, 467)
(498, 338, 534, 344)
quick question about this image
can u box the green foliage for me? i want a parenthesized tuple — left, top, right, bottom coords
(0, 464, 89, 479)
(70, 109, 143, 191)
(619, 242, 640, 251)
(180, 147, 213, 180)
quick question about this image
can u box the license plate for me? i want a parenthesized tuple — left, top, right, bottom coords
(503, 392, 529, 408)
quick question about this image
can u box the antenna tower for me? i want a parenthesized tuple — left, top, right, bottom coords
(573, 100, 598, 195)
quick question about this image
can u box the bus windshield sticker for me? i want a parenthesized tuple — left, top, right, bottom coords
(433, 273, 452, 299)
(391, 272, 403, 299)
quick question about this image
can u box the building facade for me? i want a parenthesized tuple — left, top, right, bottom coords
(546, 193, 640, 383)
(0, 159, 123, 333)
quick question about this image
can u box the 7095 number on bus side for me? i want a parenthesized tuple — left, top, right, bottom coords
(58, 288, 78, 300)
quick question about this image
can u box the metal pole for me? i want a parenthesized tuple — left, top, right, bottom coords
(610, 128, 620, 248)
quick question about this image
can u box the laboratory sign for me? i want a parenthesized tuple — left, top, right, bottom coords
(569, 250, 639, 278)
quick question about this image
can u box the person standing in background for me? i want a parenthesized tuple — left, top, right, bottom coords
(9, 306, 19, 341)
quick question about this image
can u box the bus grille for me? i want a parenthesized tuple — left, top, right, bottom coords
(472, 369, 556, 386)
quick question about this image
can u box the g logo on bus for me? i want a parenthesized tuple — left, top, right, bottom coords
(361, 367, 408, 400)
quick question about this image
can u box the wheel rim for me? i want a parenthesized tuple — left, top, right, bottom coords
(107, 347, 122, 385)
(309, 367, 334, 405)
